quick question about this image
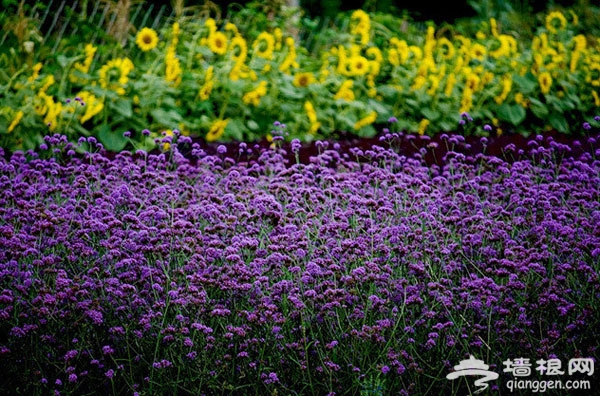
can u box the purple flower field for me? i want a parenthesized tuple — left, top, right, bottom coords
(0, 131, 599, 395)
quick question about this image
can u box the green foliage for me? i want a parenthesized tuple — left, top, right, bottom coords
(0, 2, 599, 152)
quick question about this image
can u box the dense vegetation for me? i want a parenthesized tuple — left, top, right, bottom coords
(1, 1, 600, 152)
(1, 1, 599, 395)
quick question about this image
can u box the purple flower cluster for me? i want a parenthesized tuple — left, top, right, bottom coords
(0, 132, 598, 395)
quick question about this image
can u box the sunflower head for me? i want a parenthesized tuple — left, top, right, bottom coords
(136, 27, 159, 52)
(208, 32, 228, 55)
(538, 71, 553, 94)
(470, 43, 487, 61)
(206, 119, 229, 142)
(253, 32, 275, 59)
(545, 11, 567, 34)
(348, 56, 369, 76)
(293, 72, 316, 88)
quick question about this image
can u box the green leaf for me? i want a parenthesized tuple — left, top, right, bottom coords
(497, 103, 526, 126)
(421, 107, 441, 121)
(366, 98, 390, 117)
(113, 99, 133, 118)
(279, 86, 305, 100)
(377, 85, 400, 100)
(97, 124, 127, 152)
(439, 120, 455, 131)
(227, 118, 246, 141)
(548, 113, 569, 133)
(338, 115, 356, 130)
(247, 119, 259, 131)
(529, 99, 549, 119)
(57, 55, 69, 68)
(151, 108, 182, 127)
(405, 99, 419, 110)
(357, 125, 376, 138)
(513, 73, 537, 94)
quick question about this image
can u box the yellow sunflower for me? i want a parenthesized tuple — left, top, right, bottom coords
(334, 80, 355, 101)
(417, 118, 430, 135)
(545, 11, 567, 34)
(437, 37, 455, 60)
(444, 73, 457, 97)
(592, 91, 600, 107)
(354, 111, 377, 130)
(78, 91, 104, 124)
(304, 101, 318, 123)
(206, 119, 229, 142)
(208, 32, 228, 55)
(347, 55, 369, 76)
(538, 71, 553, 94)
(242, 81, 268, 106)
(350, 9, 370, 46)
(253, 31, 275, 60)
(135, 27, 159, 52)
(494, 74, 512, 104)
(28, 62, 42, 83)
(7, 110, 24, 133)
(586, 64, 600, 87)
(470, 43, 487, 61)
(98, 58, 134, 95)
(293, 72, 316, 88)
(465, 72, 481, 91)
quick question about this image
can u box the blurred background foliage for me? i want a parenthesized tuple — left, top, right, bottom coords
(1, 0, 599, 151)
(2, 0, 599, 69)
(2, 0, 598, 33)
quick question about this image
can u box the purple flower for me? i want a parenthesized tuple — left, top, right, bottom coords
(217, 145, 227, 154)
(291, 138, 301, 153)
(583, 122, 592, 130)
(123, 131, 131, 138)
(388, 116, 398, 123)
(262, 372, 279, 384)
(86, 310, 103, 325)
(64, 350, 78, 361)
(105, 369, 114, 378)
(153, 360, 173, 369)
(326, 340, 338, 349)
(381, 365, 390, 374)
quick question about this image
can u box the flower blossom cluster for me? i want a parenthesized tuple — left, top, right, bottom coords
(0, 131, 598, 395)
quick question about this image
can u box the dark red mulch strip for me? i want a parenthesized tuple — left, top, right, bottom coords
(4, 129, 599, 167)
(178, 129, 600, 167)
